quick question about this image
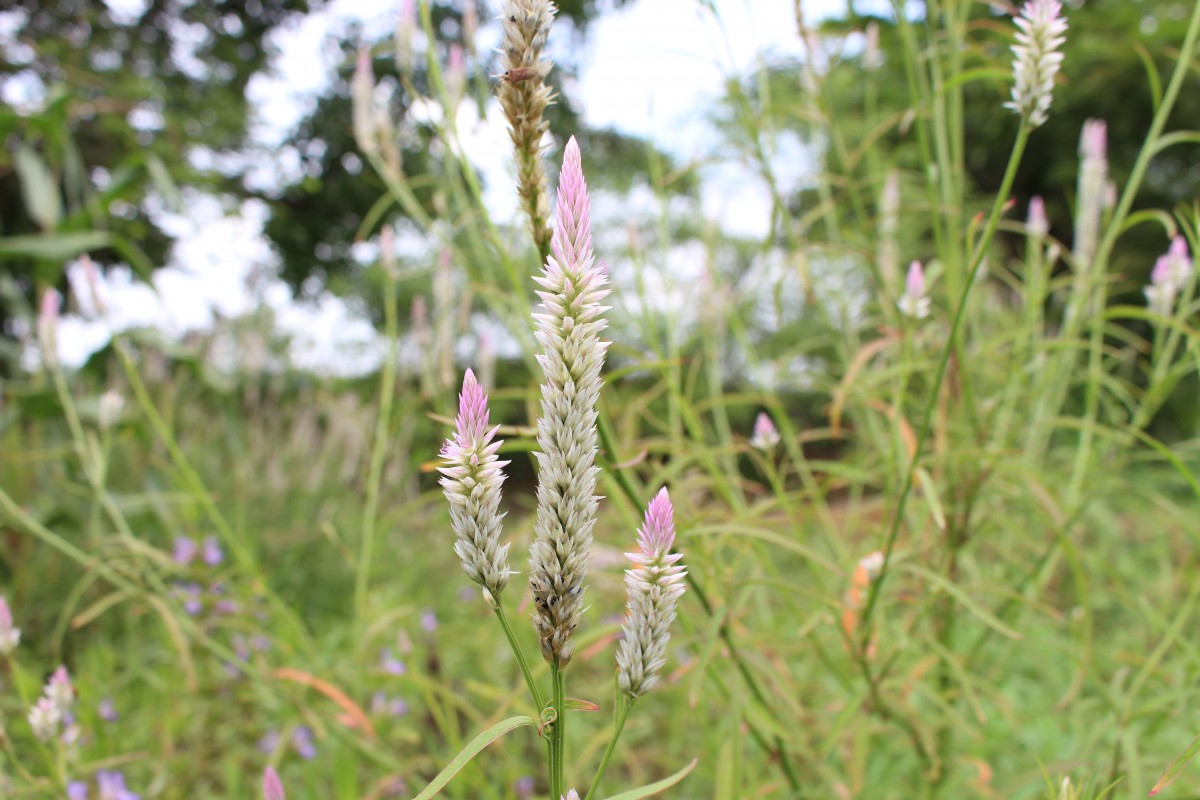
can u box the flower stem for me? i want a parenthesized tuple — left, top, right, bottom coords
(554, 662, 568, 800)
(549, 663, 566, 799)
(492, 603, 544, 711)
(583, 695, 633, 800)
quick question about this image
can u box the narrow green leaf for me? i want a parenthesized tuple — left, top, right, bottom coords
(1150, 730, 1200, 795)
(410, 715, 536, 800)
(914, 467, 946, 530)
(0, 231, 112, 262)
(15, 144, 62, 231)
(601, 758, 699, 800)
(898, 564, 1022, 640)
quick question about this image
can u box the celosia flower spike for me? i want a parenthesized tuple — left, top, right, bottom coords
(263, 767, 286, 800)
(1074, 120, 1108, 270)
(1145, 236, 1193, 319)
(1027, 196, 1049, 238)
(528, 136, 610, 667)
(0, 596, 20, 655)
(440, 369, 512, 603)
(1005, 0, 1067, 128)
(897, 261, 931, 320)
(750, 412, 780, 451)
(616, 488, 687, 698)
(498, 0, 557, 258)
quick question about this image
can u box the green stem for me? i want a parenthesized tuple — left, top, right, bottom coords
(355, 264, 400, 624)
(493, 603, 544, 711)
(583, 696, 633, 800)
(859, 122, 1032, 636)
(550, 663, 566, 799)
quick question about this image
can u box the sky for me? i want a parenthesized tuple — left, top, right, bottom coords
(48, 0, 848, 371)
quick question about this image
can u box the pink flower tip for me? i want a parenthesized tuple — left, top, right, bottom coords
(1169, 235, 1189, 261)
(905, 260, 925, 297)
(1081, 119, 1107, 160)
(637, 488, 676, 556)
(1027, 196, 1048, 235)
(263, 766, 286, 800)
(455, 368, 489, 435)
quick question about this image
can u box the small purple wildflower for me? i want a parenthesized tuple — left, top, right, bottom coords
(515, 775, 536, 799)
(371, 691, 410, 718)
(258, 730, 281, 754)
(420, 609, 438, 633)
(379, 648, 406, 675)
(173, 536, 198, 565)
(203, 536, 224, 567)
(214, 600, 241, 615)
(292, 726, 316, 760)
(96, 770, 139, 800)
(176, 583, 203, 616)
(98, 697, 119, 722)
(68, 781, 89, 800)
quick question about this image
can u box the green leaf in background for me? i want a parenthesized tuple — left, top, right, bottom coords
(600, 758, 698, 800)
(14, 145, 62, 232)
(410, 715, 537, 800)
(0, 231, 112, 262)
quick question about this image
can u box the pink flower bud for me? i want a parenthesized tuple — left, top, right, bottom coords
(262, 766, 286, 800)
(750, 412, 781, 451)
(1027, 196, 1048, 237)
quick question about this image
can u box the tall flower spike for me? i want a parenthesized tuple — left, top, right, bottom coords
(1004, 0, 1067, 128)
(1073, 119, 1107, 270)
(616, 488, 687, 698)
(439, 369, 512, 603)
(498, 0, 557, 259)
(528, 137, 610, 667)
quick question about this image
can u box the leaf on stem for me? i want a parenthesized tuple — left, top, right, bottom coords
(411, 715, 538, 800)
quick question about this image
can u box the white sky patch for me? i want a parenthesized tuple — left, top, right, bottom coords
(51, 0, 850, 370)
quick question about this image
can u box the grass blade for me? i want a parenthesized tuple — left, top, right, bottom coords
(600, 758, 699, 800)
(411, 715, 537, 800)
